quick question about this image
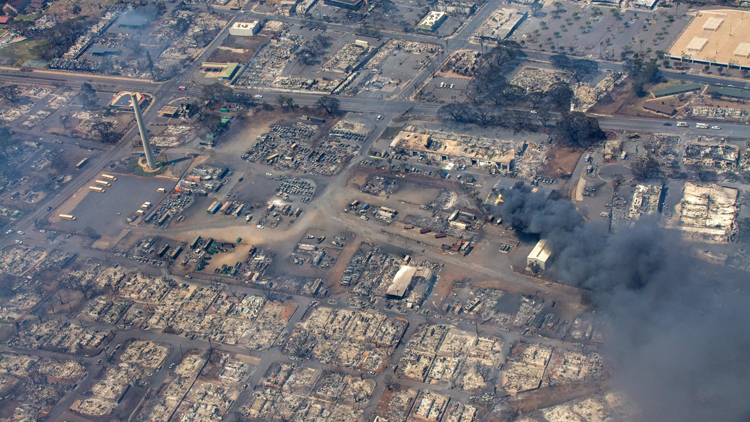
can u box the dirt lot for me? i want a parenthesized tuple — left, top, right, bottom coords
(46, 0, 118, 19)
(543, 145, 581, 177)
(207, 36, 269, 63)
(498, 382, 607, 417)
(588, 81, 647, 117)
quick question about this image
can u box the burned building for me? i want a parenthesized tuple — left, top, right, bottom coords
(674, 182, 739, 243)
(629, 184, 663, 221)
(683, 141, 739, 171)
(389, 126, 516, 170)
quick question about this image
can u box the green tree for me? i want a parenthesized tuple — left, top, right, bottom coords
(555, 112, 605, 148)
(544, 82, 574, 112)
(201, 83, 234, 107)
(631, 155, 661, 180)
(316, 96, 341, 115)
(91, 120, 119, 144)
(81, 82, 96, 95)
(199, 113, 223, 133)
(0, 85, 19, 103)
(437, 103, 475, 123)
(626, 56, 661, 97)
(146, 50, 155, 76)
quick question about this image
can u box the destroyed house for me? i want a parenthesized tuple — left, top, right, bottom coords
(683, 142, 739, 170)
(390, 129, 515, 170)
(677, 182, 739, 243)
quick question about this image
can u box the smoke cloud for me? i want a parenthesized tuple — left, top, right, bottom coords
(499, 182, 750, 422)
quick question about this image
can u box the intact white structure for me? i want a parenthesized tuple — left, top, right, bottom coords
(633, 0, 658, 9)
(418, 11, 447, 31)
(687, 37, 708, 52)
(734, 42, 750, 58)
(527, 239, 552, 271)
(703, 17, 724, 31)
(386, 265, 433, 297)
(229, 21, 260, 36)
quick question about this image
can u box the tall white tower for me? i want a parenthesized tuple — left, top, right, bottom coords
(131, 93, 156, 170)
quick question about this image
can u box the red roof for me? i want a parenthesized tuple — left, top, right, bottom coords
(0, 16, 12, 24)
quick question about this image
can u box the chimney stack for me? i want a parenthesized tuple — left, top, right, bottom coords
(131, 93, 156, 170)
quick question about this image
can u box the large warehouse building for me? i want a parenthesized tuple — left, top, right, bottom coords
(669, 9, 750, 68)
(527, 239, 552, 271)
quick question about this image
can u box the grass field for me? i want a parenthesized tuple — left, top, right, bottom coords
(0, 39, 48, 61)
(16, 13, 40, 22)
(127, 157, 170, 177)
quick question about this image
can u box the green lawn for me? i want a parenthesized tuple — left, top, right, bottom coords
(16, 13, 40, 22)
(0, 39, 48, 61)
(127, 157, 170, 177)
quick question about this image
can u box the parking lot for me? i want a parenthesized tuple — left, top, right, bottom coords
(60, 175, 170, 237)
(511, 3, 693, 61)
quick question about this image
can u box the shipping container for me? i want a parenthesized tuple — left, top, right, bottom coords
(207, 201, 221, 214)
(76, 157, 89, 169)
(419, 228, 431, 234)
(435, 233, 447, 239)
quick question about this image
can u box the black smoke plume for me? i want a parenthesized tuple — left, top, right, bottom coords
(499, 182, 750, 422)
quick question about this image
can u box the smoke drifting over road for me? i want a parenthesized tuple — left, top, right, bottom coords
(499, 182, 750, 422)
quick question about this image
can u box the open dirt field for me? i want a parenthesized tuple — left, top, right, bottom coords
(543, 145, 581, 178)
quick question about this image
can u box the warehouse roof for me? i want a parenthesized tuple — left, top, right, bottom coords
(231, 21, 259, 30)
(634, 0, 658, 7)
(687, 37, 709, 51)
(201, 62, 240, 79)
(643, 101, 676, 115)
(387, 265, 418, 297)
(734, 42, 750, 58)
(706, 85, 750, 99)
(90, 47, 120, 55)
(117, 14, 150, 27)
(703, 17, 724, 31)
(158, 105, 180, 117)
(651, 83, 702, 98)
(527, 239, 552, 263)
(109, 92, 145, 109)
